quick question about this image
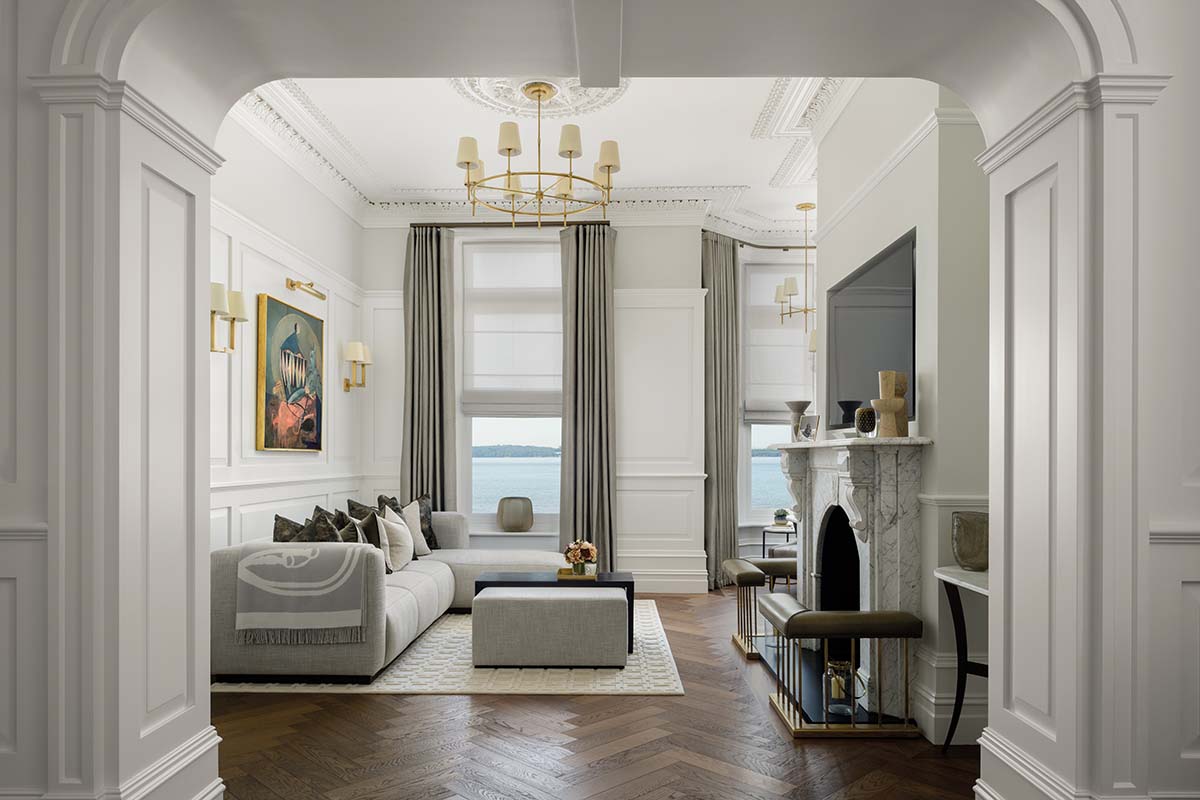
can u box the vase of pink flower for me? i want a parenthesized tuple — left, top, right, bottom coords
(564, 539, 599, 576)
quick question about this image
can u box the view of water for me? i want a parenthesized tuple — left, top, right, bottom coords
(471, 455, 792, 514)
(751, 455, 792, 510)
(473, 457, 561, 514)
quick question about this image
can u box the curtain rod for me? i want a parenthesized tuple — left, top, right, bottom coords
(410, 220, 611, 229)
(737, 242, 815, 251)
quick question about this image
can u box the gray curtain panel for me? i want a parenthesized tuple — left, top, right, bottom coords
(559, 224, 618, 572)
(401, 227, 457, 511)
(701, 230, 742, 588)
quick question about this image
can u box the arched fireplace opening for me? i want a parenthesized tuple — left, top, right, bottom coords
(817, 505, 860, 663)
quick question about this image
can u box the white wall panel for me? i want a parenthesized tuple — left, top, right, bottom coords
(140, 169, 195, 733)
(362, 293, 404, 478)
(612, 290, 706, 592)
(0, 536, 46, 791)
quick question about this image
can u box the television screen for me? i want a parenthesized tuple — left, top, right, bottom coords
(825, 229, 915, 429)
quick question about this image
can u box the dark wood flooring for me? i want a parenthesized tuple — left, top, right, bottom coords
(213, 590, 980, 799)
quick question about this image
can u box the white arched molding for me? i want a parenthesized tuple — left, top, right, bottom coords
(33, 73, 223, 800)
(974, 73, 1167, 800)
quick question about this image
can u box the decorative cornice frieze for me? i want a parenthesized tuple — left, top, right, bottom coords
(752, 77, 857, 187)
(231, 90, 370, 209)
(31, 74, 225, 174)
(976, 74, 1170, 175)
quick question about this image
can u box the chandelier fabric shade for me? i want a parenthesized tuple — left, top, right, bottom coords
(455, 80, 620, 226)
(775, 203, 818, 330)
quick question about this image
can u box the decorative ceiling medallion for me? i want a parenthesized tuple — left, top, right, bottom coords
(449, 77, 630, 118)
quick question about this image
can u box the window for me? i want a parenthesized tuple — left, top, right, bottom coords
(471, 417, 561, 515)
(457, 236, 563, 530)
(749, 423, 792, 511)
(741, 261, 815, 522)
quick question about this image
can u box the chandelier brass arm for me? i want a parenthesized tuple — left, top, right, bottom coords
(455, 80, 620, 228)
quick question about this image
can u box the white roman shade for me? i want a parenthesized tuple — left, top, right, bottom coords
(743, 263, 814, 423)
(461, 241, 563, 416)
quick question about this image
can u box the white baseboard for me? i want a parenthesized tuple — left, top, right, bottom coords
(118, 726, 223, 800)
(629, 569, 709, 593)
(913, 645, 988, 745)
(979, 727, 1078, 800)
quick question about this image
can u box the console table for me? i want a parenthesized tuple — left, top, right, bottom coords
(933, 566, 988, 752)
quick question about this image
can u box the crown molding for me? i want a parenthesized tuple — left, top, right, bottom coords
(976, 74, 1169, 175)
(752, 77, 863, 187)
(228, 79, 827, 236)
(32, 74, 225, 174)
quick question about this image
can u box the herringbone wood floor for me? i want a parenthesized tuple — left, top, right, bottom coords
(213, 590, 979, 799)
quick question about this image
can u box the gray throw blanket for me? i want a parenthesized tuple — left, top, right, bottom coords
(235, 542, 369, 645)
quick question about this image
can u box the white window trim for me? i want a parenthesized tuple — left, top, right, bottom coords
(739, 421, 794, 526)
(452, 229, 563, 534)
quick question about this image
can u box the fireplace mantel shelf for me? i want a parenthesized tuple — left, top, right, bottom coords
(771, 436, 932, 451)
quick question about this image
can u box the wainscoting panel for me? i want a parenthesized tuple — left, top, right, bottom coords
(0, 534, 46, 790)
(612, 290, 706, 593)
(212, 476, 370, 548)
(361, 292, 404, 478)
(613, 290, 705, 476)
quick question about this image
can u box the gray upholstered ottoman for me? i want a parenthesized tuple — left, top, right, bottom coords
(472, 587, 628, 668)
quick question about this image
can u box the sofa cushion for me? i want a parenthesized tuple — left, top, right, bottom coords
(384, 563, 450, 632)
(425, 549, 565, 609)
(382, 586, 421, 667)
(399, 559, 455, 612)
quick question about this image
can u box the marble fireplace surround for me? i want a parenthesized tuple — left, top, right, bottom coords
(776, 437, 931, 715)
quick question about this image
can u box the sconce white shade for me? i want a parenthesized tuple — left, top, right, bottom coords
(343, 341, 367, 363)
(557, 124, 582, 159)
(210, 282, 229, 316)
(808, 327, 819, 353)
(597, 140, 621, 173)
(359, 344, 373, 365)
(455, 136, 480, 169)
(467, 160, 485, 185)
(774, 285, 787, 304)
(784, 277, 799, 296)
(497, 122, 522, 156)
(592, 162, 611, 189)
(503, 173, 523, 196)
(224, 290, 249, 322)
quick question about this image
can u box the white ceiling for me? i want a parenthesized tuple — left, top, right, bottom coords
(226, 75, 860, 239)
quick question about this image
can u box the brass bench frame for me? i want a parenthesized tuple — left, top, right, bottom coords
(733, 584, 760, 659)
(769, 630, 921, 738)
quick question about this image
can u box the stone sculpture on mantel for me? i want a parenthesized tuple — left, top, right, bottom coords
(870, 370, 909, 437)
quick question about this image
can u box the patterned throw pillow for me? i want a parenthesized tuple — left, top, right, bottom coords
(336, 520, 360, 543)
(415, 494, 439, 550)
(378, 494, 404, 518)
(295, 513, 342, 543)
(313, 504, 352, 530)
(347, 498, 376, 521)
(272, 514, 305, 542)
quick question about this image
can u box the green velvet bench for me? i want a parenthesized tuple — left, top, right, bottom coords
(721, 557, 796, 659)
(757, 592, 923, 738)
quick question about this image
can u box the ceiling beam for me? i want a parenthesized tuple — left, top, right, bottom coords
(572, 0, 623, 87)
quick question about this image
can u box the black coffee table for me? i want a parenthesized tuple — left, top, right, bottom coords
(474, 571, 636, 653)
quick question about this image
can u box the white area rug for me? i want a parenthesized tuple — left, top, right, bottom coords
(212, 599, 684, 695)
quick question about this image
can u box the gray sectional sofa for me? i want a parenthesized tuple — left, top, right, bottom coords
(211, 511, 564, 681)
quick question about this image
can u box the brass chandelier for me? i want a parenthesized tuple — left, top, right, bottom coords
(454, 80, 621, 227)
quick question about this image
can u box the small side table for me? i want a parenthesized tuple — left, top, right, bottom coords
(761, 523, 795, 558)
(933, 566, 989, 752)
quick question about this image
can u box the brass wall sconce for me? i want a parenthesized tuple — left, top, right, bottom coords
(775, 202, 817, 329)
(285, 278, 327, 301)
(343, 341, 373, 392)
(209, 282, 248, 353)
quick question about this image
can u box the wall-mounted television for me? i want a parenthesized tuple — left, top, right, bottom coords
(825, 229, 916, 429)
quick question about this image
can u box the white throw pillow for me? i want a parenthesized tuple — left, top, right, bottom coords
(377, 512, 415, 571)
(397, 500, 432, 556)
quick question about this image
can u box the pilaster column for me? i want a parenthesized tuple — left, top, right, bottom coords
(34, 74, 224, 800)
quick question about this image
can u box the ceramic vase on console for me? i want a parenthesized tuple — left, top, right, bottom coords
(785, 400, 811, 442)
(836, 400, 862, 428)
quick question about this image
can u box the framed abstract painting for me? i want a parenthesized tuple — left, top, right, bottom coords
(255, 294, 324, 451)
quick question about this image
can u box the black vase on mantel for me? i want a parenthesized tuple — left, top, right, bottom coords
(837, 400, 862, 426)
(854, 407, 877, 437)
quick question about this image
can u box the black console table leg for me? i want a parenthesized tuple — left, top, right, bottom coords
(943, 581, 968, 753)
